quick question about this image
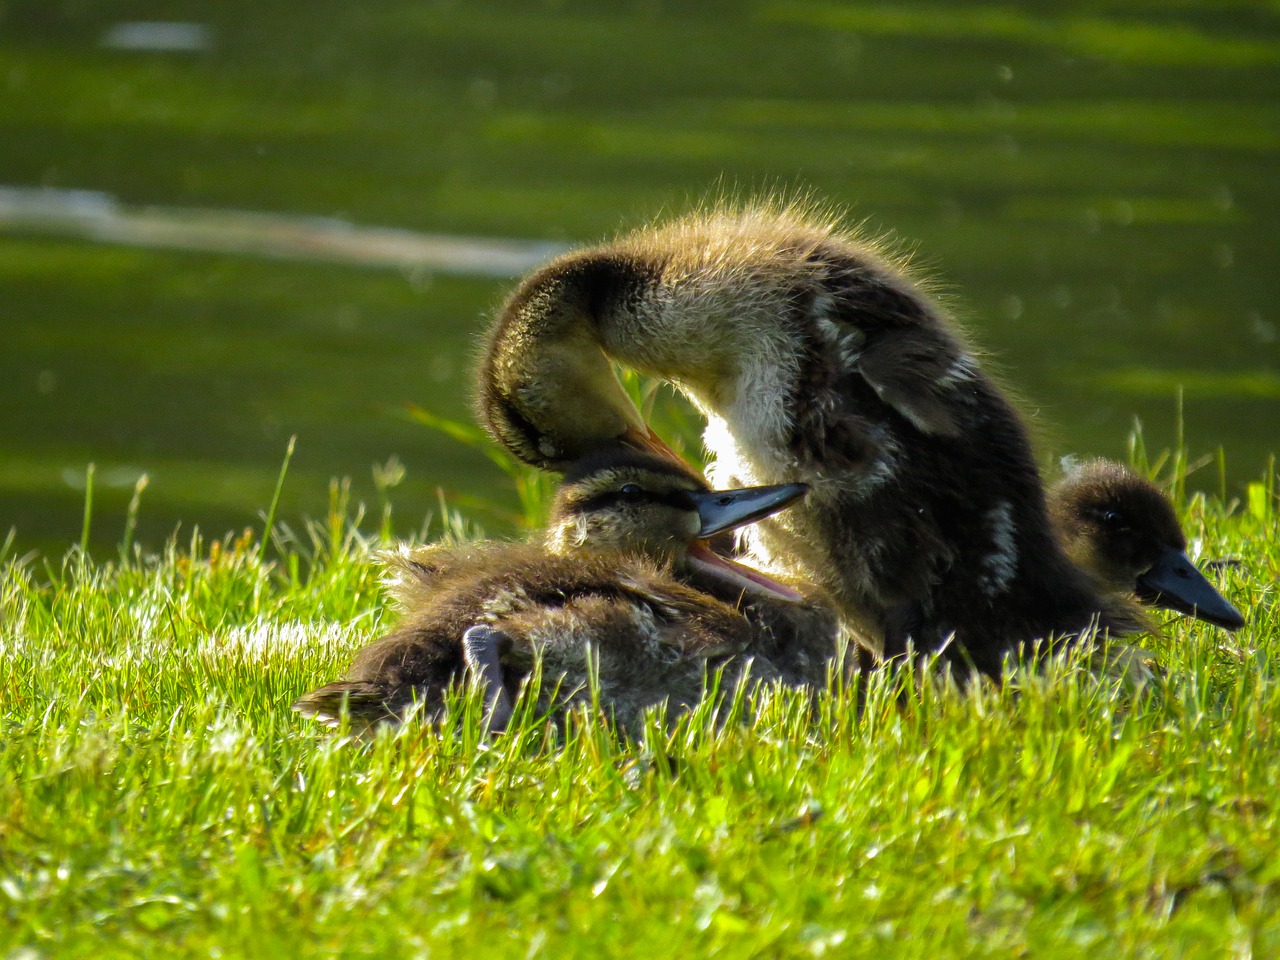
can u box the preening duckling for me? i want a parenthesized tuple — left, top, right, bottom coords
(1050, 460, 1245, 631)
(480, 200, 1144, 678)
(291, 447, 817, 734)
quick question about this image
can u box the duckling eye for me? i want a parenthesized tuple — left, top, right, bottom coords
(619, 483, 644, 498)
(1102, 510, 1125, 528)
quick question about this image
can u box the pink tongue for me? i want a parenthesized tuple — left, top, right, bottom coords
(688, 542, 806, 603)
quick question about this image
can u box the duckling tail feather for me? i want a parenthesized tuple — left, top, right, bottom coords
(291, 681, 394, 727)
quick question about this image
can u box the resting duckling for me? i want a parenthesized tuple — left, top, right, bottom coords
(1051, 459, 1244, 631)
(480, 200, 1146, 678)
(291, 446, 820, 735)
(293, 456, 1238, 736)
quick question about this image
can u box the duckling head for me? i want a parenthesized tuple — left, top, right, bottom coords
(1051, 460, 1245, 630)
(478, 254, 681, 470)
(543, 445, 809, 602)
(478, 206, 837, 473)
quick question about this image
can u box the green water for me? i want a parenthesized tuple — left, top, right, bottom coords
(2, 0, 1277, 555)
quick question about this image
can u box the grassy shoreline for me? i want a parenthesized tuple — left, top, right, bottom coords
(1, 457, 1276, 957)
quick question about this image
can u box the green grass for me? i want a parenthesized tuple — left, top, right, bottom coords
(2, 450, 1278, 958)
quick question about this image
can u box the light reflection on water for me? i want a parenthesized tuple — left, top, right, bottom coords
(0, 186, 566, 276)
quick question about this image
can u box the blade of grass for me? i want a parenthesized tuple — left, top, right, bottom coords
(79, 462, 95, 556)
(120, 472, 150, 561)
(259, 435, 297, 565)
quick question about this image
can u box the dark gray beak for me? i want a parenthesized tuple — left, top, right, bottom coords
(1136, 546, 1246, 631)
(688, 482, 809, 538)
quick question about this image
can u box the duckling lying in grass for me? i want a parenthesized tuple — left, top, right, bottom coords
(479, 199, 1243, 678)
(293, 447, 1239, 736)
(292, 446, 821, 735)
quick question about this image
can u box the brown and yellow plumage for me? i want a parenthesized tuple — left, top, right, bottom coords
(481, 200, 1155, 678)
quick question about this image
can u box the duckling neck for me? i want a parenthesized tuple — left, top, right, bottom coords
(541, 519, 684, 573)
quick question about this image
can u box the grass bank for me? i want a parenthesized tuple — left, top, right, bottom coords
(1, 457, 1277, 957)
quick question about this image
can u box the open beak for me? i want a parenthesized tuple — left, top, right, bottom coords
(1135, 546, 1246, 631)
(684, 481, 810, 603)
(621, 419, 810, 603)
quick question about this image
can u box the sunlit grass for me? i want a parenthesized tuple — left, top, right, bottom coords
(1, 439, 1277, 957)
(2, 1, 1279, 947)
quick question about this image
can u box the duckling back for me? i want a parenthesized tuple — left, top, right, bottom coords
(294, 541, 760, 733)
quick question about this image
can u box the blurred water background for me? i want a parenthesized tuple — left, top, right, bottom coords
(1, 0, 1276, 556)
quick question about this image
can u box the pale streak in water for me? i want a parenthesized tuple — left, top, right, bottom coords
(0, 185, 568, 278)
